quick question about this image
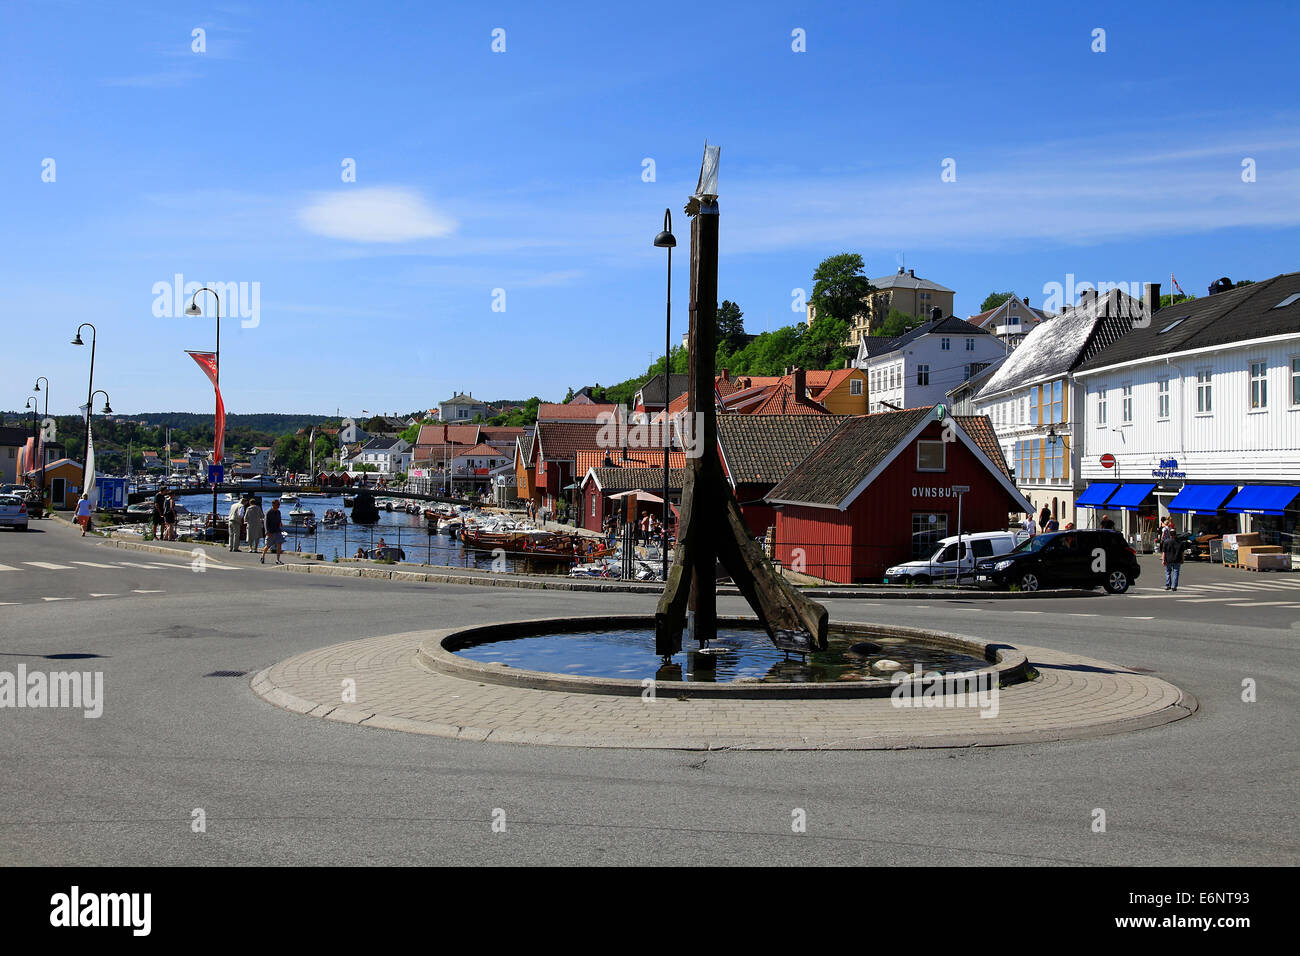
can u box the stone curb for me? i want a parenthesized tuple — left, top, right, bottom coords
(96, 537, 324, 561)
(414, 614, 1029, 699)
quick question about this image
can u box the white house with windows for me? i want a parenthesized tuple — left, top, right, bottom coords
(966, 296, 1053, 349)
(1073, 273, 1300, 549)
(347, 437, 411, 476)
(857, 311, 1005, 412)
(972, 288, 1145, 529)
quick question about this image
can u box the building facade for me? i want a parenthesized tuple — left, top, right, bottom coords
(857, 312, 1005, 412)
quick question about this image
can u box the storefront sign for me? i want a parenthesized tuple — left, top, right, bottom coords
(912, 486, 962, 499)
(1151, 457, 1187, 479)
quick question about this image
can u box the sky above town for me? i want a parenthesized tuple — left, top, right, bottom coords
(2, 0, 1298, 416)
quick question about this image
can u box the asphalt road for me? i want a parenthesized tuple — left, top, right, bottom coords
(1, 519, 1296, 865)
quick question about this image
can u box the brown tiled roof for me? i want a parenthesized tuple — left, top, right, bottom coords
(766, 409, 930, 506)
(584, 467, 687, 493)
(716, 414, 850, 486)
(415, 423, 479, 447)
(537, 403, 617, 422)
(478, 426, 525, 441)
(955, 414, 1011, 477)
(575, 449, 688, 475)
(535, 421, 606, 462)
(456, 442, 507, 458)
(750, 381, 831, 415)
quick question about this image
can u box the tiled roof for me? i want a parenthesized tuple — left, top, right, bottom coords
(441, 393, 485, 406)
(575, 449, 688, 475)
(415, 424, 479, 447)
(636, 373, 690, 406)
(478, 426, 525, 441)
(869, 270, 955, 293)
(455, 442, 506, 458)
(805, 367, 858, 401)
(716, 414, 850, 485)
(535, 421, 605, 462)
(750, 385, 831, 415)
(585, 467, 687, 492)
(517, 432, 535, 466)
(1074, 272, 1300, 373)
(537, 402, 618, 422)
(361, 437, 402, 450)
(956, 414, 1011, 477)
(766, 409, 931, 506)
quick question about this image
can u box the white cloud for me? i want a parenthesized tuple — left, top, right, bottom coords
(298, 187, 457, 243)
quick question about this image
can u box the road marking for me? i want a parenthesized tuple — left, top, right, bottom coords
(1125, 616, 1155, 620)
(24, 561, 73, 570)
(131, 589, 165, 593)
(89, 593, 118, 597)
(1225, 601, 1297, 607)
(72, 561, 123, 569)
(0, 563, 21, 571)
(1180, 597, 1240, 603)
(0, 601, 19, 605)
(1011, 610, 1041, 614)
(1067, 613, 1097, 617)
(118, 561, 165, 569)
(41, 597, 72, 601)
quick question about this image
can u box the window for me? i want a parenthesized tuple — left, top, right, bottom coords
(850, 378, 863, 395)
(1157, 378, 1170, 419)
(1097, 389, 1107, 425)
(1029, 388, 1038, 425)
(1122, 385, 1133, 423)
(1196, 370, 1212, 413)
(962, 365, 970, 380)
(1292, 358, 1300, 406)
(1250, 362, 1268, 409)
(1157, 317, 1188, 334)
(971, 539, 995, 559)
(916, 365, 930, 386)
(916, 440, 946, 471)
(941, 338, 951, 351)
(1272, 293, 1300, 309)
(965, 337, 975, 351)
(1051, 380, 1064, 424)
(911, 512, 948, 558)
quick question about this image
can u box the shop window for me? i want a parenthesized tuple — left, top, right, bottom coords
(1196, 370, 1212, 414)
(916, 440, 946, 472)
(1250, 361, 1268, 409)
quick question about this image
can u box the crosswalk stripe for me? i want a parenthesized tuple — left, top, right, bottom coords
(1225, 601, 1297, 607)
(88, 593, 118, 597)
(72, 561, 123, 569)
(1125, 616, 1155, 620)
(0, 563, 21, 571)
(24, 561, 73, 570)
(131, 589, 165, 594)
(1181, 597, 1240, 603)
(41, 597, 72, 601)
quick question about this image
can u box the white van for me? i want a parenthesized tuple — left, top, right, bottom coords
(883, 530, 1028, 585)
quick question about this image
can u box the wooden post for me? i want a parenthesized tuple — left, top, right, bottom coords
(655, 145, 829, 656)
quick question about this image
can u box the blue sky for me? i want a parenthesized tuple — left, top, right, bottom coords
(2, 0, 1298, 416)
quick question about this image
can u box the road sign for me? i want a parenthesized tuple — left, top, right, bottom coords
(952, 484, 971, 493)
(208, 464, 224, 484)
(1100, 454, 1116, 469)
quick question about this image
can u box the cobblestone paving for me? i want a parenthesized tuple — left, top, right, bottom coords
(251, 630, 1196, 750)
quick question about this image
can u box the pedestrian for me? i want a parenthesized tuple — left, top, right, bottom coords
(244, 496, 265, 553)
(75, 493, 92, 536)
(1160, 524, 1185, 591)
(1045, 515, 1060, 533)
(151, 488, 166, 539)
(640, 513, 651, 546)
(163, 492, 178, 541)
(1099, 513, 1115, 530)
(228, 496, 246, 552)
(1021, 512, 1036, 537)
(261, 498, 285, 564)
(1038, 505, 1052, 533)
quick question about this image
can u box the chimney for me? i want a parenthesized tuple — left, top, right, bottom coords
(909, 268, 916, 278)
(1142, 282, 1161, 320)
(930, 307, 942, 323)
(843, 358, 850, 369)
(721, 368, 730, 382)
(898, 266, 905, 275)
(1024, 297, 1030, 307)
(1079, 288, 1098, 308)
(793, 367, 806, 402)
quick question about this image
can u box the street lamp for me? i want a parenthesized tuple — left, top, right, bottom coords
(71, 323, 97, 498)
(185, 288, 222, 522)
(653, 207, 676, 582)
(33, 377, 49, 504)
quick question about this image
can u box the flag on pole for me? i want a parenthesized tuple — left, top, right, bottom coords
(85, 423, 97, 507)
(1171, 273, 1185, 297)
(186, 350, 225, 465)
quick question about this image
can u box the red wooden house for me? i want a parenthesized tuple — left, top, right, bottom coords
(765, 407, 1029, 583)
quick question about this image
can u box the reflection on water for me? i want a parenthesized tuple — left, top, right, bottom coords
(172, 494, 572, 575)
(456, 627, 988, 683)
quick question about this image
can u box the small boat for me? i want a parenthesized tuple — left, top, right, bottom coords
(322, 508, 347, 528)
(279, 493, 301, 507)
(287, 505, 317, 532)
(299, 492, 327, 499)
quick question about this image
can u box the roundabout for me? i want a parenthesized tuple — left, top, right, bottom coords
(251, 615, 1196, 750)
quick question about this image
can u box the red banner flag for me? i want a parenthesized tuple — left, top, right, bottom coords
(186, 350, 225, 464)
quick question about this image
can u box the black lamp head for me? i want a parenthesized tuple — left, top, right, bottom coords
(71, 333, 84, 346)
(653, 207, 675, 248)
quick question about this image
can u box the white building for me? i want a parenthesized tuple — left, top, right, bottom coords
(1073, 273, 1300, 548)
(966, 296, 1053, 350)
(339, 418, 368, 445)
(348, 437, 411, 476)
(857, 310, 1006, 412)
(972, 288, 1147, 529)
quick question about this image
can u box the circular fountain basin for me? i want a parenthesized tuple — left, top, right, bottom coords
(417, 615, 1029, 699)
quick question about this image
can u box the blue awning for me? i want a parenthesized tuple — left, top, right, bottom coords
(1167, 484, 1237, 515)
(1106, 483, 1156, 511)
(1223, 485, 1300, 516)
(1077, 482, 1121, 508)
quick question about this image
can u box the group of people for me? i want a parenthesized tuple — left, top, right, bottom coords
(150, 489, 179, 541)
(227, 495, 286, 564)
(1020, 506, 1077, 536)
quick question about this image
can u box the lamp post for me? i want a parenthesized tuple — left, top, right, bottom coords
(653, 207, 676, 582)
(33, 377, 49, 504)
(70, 324, 97, 498)
(86, 390, 112, 501)
(185, 288, 222, 523)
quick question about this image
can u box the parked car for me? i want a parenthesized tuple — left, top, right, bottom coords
(884, 530, 1029, 585)
(0, 493, 29, 531)
(975, 529, 1140, 593)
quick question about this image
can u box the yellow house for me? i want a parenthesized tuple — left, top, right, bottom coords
(809, 267, 956, 347)
(806, 368, 868, 415)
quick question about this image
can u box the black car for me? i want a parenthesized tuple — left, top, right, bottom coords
(974, 530, 1140, 594)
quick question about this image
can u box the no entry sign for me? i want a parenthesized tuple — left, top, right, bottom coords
(1100, 453, 1116, 469)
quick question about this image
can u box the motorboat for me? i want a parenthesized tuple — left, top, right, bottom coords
(287, 504, 317, 532)
(322, 508, 347, 528)
(279, 493, 301, 507)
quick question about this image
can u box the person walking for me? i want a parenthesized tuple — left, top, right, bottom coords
(151, 489, 166, 539)
(1099, 513, 1115, 530)
(1045, 514, 1060, 533)
(244, 497, 265, 553)
(163, 492, 178, 541)
(261, 498, 285, 564)
(75, 493, 93, 536)
(228, 496, 246, 552)
(1038, 505, 1052, 534)
(1021, 512, 1036, 537)
(1160, 525, 1185, 591)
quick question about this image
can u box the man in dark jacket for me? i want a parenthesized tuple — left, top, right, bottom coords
(1160, 531, 1184, 591)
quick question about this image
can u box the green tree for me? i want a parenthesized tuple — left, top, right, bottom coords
(1159, 292, 1196, 309)
(811, 253, 873, 322)
(717, 300, 746, 352)
(980, 291, 1015, 312)
(792, 316, 853, 370)
(871, 308, 916, 339)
